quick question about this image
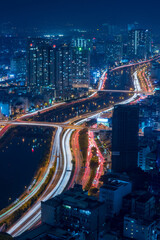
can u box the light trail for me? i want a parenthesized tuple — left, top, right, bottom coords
(3, 57, 156, 236)
(8, 128, 73, 237)
(89, 89, 147, 94)
(90, 129, 105, 188)
(110, 55, 160, 72)
(89, 70, 107, 98)
(17, 102, 65, 120)
(68, 130, 81, 188)
(0, 127, 62, 222)
(0, 120, 111, 132)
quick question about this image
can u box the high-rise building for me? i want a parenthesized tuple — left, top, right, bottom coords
(0, 102, 11, 117)
(27, 38, 90, 96)
(71, 38, 90, 49)
(55, 40, 90, 91)
(27, 39, 55, 89)
(128, 22, 140, 31)
(71, 39, 90, 88)
(112, 105, 139, 173)
(55, 44, 72, 93)
(105, 38, 123, 64)
(128, 29, 152, 59)
(11, 53, 26, 81)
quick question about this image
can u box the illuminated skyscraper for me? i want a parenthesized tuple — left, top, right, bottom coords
(71, 38, 90, 88)
(72, 38, 89, 48)
(55, 44, 72, 93)
(27, 39, 90, 95)
(27, 39, 55, 89)
(128, 29, 152, 59)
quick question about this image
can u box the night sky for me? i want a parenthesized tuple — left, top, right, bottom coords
(0, 0, 159, 28)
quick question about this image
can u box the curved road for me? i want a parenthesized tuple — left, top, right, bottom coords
(0, 57, 157, 236)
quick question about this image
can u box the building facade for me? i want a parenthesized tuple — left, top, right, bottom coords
(128, 29, 152, 59)
(99, 178, 132, 218)
(123, 215, 157, 240)
(27, 39, 90, 96)
(41, 185, 105, 240)
(112, 105, 139, 173)
(27, 39, 55, 89)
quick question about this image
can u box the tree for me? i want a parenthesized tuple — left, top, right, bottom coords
(90, 156, 98, 169)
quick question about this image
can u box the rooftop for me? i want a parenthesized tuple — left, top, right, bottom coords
(124, 191, 154, 203)
(124, 215, 156, 226)
(42, 184, 103, 211)
(101, 179, 130, 191)
(137, 192, 154, 203)
(16, 223, 75, 240)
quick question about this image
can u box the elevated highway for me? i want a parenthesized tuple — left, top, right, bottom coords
(0, 120, 112, 132)
(0, 56, 157, 237)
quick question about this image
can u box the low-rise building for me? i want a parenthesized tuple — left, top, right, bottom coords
(16, 223, 80, 240)
(99, 178, 132, 218)
(123, 191, 155, 219)
(123, 215, 157, 240)
(41, 185, 105, 240)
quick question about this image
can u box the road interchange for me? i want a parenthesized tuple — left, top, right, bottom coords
(0, 57, 158, 237)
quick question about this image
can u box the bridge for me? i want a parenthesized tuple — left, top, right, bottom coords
(89, 89, 152, 95)
(0, 121, 112, 132)
(110, 56, 160, 72)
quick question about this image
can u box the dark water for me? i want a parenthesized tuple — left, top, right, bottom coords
(0, 126, 53, 211)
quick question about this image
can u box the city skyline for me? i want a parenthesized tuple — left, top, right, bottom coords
(0, 1, 160, 239)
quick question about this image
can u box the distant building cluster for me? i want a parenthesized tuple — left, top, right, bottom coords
(27, 38, 90, 99)
(0, 21, 157, 118)
(1, 21, 160, 239)
(128, 29, 152, 59)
